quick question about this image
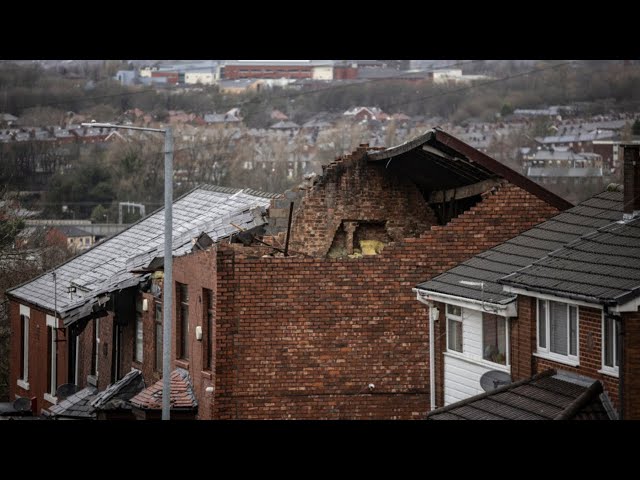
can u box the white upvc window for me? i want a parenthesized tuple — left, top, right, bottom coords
(45, 315, 58, 404)
(537, 299, 579, 365)
(17, 305, 30, 390)
(446, 304, 463, 353)
(601, 313, 620, 376)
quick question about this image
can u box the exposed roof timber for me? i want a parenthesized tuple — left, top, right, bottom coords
(368, 130, 436, 160)
(433, 129, 573, 211)
(418, 149, 485, 183)
(429, 179, 504, 203)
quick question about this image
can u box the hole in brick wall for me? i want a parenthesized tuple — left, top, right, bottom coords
(327, 220, 389, 258)
(429, 194, 483, 225)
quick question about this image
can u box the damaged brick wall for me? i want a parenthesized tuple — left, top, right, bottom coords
(270, 147, 439, 257)
(213, 183, 560, 419)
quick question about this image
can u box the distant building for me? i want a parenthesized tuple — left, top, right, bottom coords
(222, 60, 334, 80)
(115, 70, 138, 86)
(47, 226, 95, 252)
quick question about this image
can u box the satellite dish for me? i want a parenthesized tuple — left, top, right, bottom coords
(480, 370, 512, 392)
(56, 383, 79, 401)
(12, 397, 32, 413)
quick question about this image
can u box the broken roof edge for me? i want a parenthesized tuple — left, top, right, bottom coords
(6, 184, 272, 312)
(366, 128, 572, 212)
(367, 129, 435, 160)
(433, 129, 573, 212)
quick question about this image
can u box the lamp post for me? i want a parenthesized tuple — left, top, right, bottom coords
(82, 122, 173, 420)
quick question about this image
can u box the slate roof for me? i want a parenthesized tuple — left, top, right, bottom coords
(415, 191, 623, 305)
(427, 370, 615, 420)
(7, 186, 276, 325)
(90, 369, 145, 411)
(129, 368, 197, 410)
(47, 386, 98, 419)
(54, 225, 93, 237)
(500, 214, 640, 305)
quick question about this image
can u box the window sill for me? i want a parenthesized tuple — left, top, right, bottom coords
(598, 368, 619, 379)
(16, 379, 30, 391)
(87, 375, 98, 387)
(201, 370, 213, 380)
(443, 351, 510, 373)
(533, 351, 579, 367)
(175, 359, 190, 369)
(43, 393, 58, 405)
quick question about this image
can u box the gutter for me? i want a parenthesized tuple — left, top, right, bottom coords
(413, 287, 513, 312)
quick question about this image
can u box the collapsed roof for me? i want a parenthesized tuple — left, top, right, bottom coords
(7, 186, 277, 326)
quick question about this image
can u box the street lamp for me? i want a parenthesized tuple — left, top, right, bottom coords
(82, 122, 173, 420)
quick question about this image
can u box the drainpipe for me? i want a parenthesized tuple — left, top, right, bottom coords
(415, 292, 440, 411)
(429, 304, 437, 411)
(605, 303, 624, 420)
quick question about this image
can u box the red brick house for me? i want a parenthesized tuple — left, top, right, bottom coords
(416, 144, 640, 419)
(7, 129, 572, 419)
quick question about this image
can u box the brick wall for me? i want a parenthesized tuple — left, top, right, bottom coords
(510, 297, 620, 408)
(623, 311, 640, 420)
(9, 300, 67, 413)
(278, 148, 439, 257)
(172, 248, 217, 419)
(213, 183, 559, 419)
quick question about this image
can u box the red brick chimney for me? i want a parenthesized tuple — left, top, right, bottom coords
(623, 145, 640, 219)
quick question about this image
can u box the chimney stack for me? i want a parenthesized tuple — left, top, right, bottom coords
(623, 145, 640, 220)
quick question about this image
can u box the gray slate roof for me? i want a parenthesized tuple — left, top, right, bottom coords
(427, 370, 614, 420)
(500, 214, 640, 305)
(54, 225, 93, 237)
(416, 191, 623, 305)
(48, 386, 98, 419)
(8, 185, 276, 325)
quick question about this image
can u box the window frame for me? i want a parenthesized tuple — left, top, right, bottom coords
(18, 306, 29, 388)
(481, 313, 510, 367)
(203, 288, 214, 371)
(154, 302, 163, 372)
(536, 299, 579, 365)
(134, 297, 143, 363)
(446, 304, 463, 353)
(600, 311, 620, 377)
(176, 282, 189, 360)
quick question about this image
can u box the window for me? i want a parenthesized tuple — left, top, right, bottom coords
(46, 315, 58, 397)
(203, 288, 214, 370)
(91, 318, 100, 377)
(155, 303, 163, 372)
(483, 314, 508, 365)
(19, 308, 29, 384)
(446, 304, 463, 353)
(134, 297, 143, 363)
(177, 283, 189, 360)
(602, 314, 620, 374)
(537, 299, 578, 362)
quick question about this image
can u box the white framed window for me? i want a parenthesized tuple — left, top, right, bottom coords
(45, 315, 58, 403)
(482, 314, 509, 366)
(446, 304, 463, 353)
(601, 313, 619, 376)
(17, 305, 30, 390)
(537, 299, 579, 364)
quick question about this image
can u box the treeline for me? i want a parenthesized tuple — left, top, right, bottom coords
(2, 61, 640, 129)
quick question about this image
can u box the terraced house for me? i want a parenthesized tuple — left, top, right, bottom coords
(7, 129, 575, 419)
(417, 144, 640, 420)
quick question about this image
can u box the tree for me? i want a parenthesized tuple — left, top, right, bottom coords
(633, 118, 640, 136)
